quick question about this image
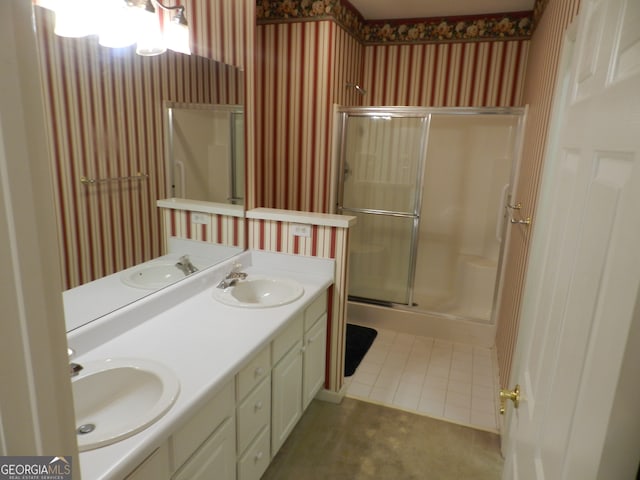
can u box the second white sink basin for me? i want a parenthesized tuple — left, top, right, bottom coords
(72, 358, 180, 451)
(213, 276, 304, 308)
(120, 261, 187, 290)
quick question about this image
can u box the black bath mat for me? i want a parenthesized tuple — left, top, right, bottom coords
(344, 324, 378, 377)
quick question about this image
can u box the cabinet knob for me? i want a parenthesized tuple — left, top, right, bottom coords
(254, 401, 263, 411)
(254, 451, 263, 463)
(254, 366, 264, 377)
(307, 338, 313, 345)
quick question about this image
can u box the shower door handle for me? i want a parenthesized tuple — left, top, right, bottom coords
(496, 183, 510, 242)
(344, 162, 352, 180)
(175, 159, 185, 197)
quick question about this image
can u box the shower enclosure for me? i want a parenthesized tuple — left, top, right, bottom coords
(337, 107, 524, 324)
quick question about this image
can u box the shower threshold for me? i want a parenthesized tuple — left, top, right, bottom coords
(348, 296, 492, 325)
(348, 295, 394, 308)
(347, 300, 496, 347)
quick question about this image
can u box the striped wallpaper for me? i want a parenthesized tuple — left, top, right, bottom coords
(161, 209, 245, 247)
(254, 20, 363, 213)
(362, 41, 529, 107)
(178, 0, 248, 70)
(247, 218, 351, 392)
(35, 6, 245, 289)
(495, 0, 581, 388)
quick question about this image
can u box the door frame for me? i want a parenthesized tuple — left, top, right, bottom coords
(1, 0, 78, 461)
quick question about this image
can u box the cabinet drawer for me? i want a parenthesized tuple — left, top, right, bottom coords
(170, 380, 234, 472)
(172, 417, 236, 480)
(304, 291, 327, 331)
(272, 314, 303, 363)
(237, 345, 271, 401)
(237, 376, 271, 455)
(237, 426, 270, 480)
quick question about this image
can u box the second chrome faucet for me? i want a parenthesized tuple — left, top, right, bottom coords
(217, 264, 247, 289)
(175, 255, 199, 276)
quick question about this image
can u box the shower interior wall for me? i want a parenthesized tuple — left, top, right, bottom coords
(415, 114, 520, 322)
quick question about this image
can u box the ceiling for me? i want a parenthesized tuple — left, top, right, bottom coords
(348, 0, 536, 20)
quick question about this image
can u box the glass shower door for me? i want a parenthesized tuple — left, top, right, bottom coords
(338, 114, 428, 305)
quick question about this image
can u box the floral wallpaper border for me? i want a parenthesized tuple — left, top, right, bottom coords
(256, 0, 549, 44)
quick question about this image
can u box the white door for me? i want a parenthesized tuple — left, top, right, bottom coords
(502, 0, 640, 479)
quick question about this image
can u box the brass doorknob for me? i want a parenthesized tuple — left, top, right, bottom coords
(499, 384, 521, 414)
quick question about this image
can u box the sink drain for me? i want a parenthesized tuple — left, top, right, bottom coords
(76, 423, 96, 435)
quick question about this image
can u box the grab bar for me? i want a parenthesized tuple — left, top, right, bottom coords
(80, 172, 149, 185)
(339, 206, 419, 218)
(506, 199, 531, 226)
(510, 217, 532, 225)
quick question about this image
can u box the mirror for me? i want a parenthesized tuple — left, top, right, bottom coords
(166, 103, 245, 205)
(32, 6, 247, 332)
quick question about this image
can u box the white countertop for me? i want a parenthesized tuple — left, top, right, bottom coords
(63, 239, 243, 332)
(67, 250, 334, 480)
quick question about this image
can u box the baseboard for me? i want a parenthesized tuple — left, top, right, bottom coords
(315, 385, 347, 404)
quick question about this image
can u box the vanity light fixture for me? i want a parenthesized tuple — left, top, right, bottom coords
(39, 0, 191, 56)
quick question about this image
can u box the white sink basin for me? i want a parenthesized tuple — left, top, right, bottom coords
(213, 276, 304, 308)
(121, 261, 188, 290)
(72, 358, 180, 451)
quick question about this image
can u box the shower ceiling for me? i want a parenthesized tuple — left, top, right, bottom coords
(348, 0, 536, 20)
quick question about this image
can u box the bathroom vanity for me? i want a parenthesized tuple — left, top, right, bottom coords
(66, 250, 334, 479)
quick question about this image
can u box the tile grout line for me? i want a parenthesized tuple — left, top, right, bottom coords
(346, 328, 499, 433)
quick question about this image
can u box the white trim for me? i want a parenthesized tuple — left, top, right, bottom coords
(315, 385, 347, 404)
(157, 197, 245, 217)
(247, 207, 357, 228)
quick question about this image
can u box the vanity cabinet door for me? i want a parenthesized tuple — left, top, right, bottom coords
(271, 340, 303, 456)
(125, 444, 170, 480)
(172, 417, 236, 480)
(302, 314, 327, 410)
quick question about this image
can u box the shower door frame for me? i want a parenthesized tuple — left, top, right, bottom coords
(335, 106, 527, 322)
(336, 108, 431, 306)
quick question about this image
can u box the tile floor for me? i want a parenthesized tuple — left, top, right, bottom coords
(345, 326, 501, 432)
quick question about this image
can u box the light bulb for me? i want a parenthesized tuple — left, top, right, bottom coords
(165, 20, 191, 55)
(98, 0, 137, 48)
(135, 1, 166, 56)
(54, 0, 96, 37)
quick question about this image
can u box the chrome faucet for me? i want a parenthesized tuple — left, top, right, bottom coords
(217, 263, 248, 289)
(175, 255, 199, 276)
(68, 347, 83, 377)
